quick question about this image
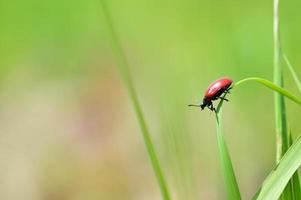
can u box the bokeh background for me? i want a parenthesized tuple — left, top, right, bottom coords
(1, 0, 301, 199)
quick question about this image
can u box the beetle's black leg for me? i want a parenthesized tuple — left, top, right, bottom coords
(219, 97, 229, 101)
(221, 87, 231, 95)
(226, 87, 232, 91)
(224, 87, 232, 94)
(209, 102, 215, 111)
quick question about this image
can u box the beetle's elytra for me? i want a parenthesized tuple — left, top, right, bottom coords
(189, 77, 233, 111)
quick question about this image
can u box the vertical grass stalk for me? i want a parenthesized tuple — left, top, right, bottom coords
(99, 1, 171, 199)
(273, 0, 296, 198)
(273, 0, 288, 163)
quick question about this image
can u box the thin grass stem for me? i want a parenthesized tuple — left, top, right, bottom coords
(283, 54, 301, 93)
(214, 94, 241, 200)
(99, 1, 171, 199)
(273, 0, 295, 197)
(235, 77, 301, 105)
(273, 0, 288, 164)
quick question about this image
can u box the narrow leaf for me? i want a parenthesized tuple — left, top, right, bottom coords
(214, 96, 241, 200)
(99, 1, 171, 199)
(288, 132, 301, 200)
(254, 135, 301, 200)
(235, 77, 301, 105)
(290, 168, 301, 200)
(273, 1, 291, 198)
(283, 54, 301, 93)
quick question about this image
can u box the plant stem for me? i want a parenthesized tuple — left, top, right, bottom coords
(273, 1, 294, 198)
(283, 55, 301, 93)
(234, 77, 301, 105)
(214, 94, 241, 200)
(273, 0, 288, 164)
(99, 1, 171, 199)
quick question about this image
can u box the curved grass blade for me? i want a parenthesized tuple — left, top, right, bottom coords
(99, 1, 171, 199)
(235, 77, 301, 105)
(254, 135, 301, 200)
(283, 54, 301, 93)
(236, 77, 301, 199)
(214, 96, 241, 200)
(252, 140, 301, 200)
(288, 131, 301, 200)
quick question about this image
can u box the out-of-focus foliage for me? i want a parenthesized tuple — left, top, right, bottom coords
(1, 0, 301, 199)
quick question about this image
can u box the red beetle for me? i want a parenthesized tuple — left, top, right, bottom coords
(189, 77, 233, 111)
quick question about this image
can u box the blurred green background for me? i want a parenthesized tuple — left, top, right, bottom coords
(1, 0, 301, 199)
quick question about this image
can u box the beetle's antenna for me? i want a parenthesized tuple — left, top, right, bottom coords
(188, 104, 201, 107)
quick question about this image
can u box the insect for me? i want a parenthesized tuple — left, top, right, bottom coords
(189, 77, 233, 111)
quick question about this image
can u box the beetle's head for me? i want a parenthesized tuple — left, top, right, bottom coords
(200, 97, 210, 110)
(188, 97, 210, 110)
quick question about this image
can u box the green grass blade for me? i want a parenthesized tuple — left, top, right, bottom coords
(99, 1, 171, 199)
(235, 77, 301, 105)
(272, 0, 288, 161)
(252, 188, 261, 200)
(290, 171, 301, 200)
(254, 135, 301, 200)
(273, 0, 292, 198)
(283, 54, 301, 93)
(235, 78, 301, 199)
(214, 97, 241, 200)
(236, 77, 301, 199)
(288, 131, 301, 200)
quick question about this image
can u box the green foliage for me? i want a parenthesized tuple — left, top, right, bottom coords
(288, 133, 301, 200)
(283, 55, 301, 93)
(235, 77, 301, 105)
(254, 135, 301, 200)
(235, 76, 301, 199)
(99, 1, 171, 199)
(272, 0, 297, 198)
(217, 77, 301, 200)
(282, 53, 301, 199)
(215, 96, 241, 200)
(101, 0, 301, 199)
